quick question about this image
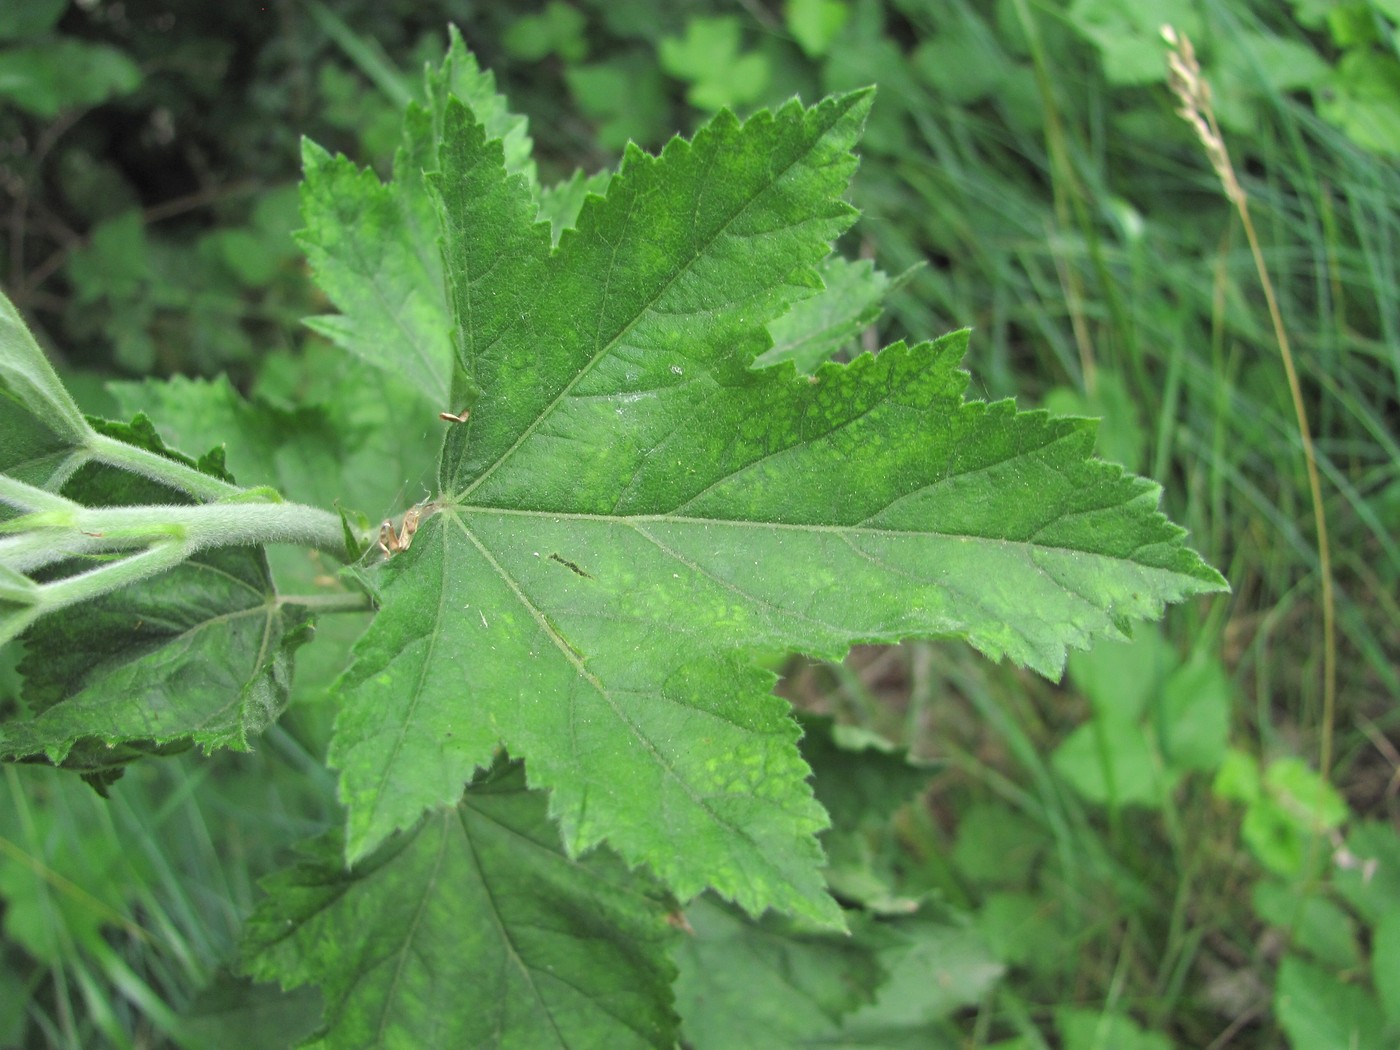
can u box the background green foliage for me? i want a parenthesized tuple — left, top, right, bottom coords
(1, 0, 1396, 1047)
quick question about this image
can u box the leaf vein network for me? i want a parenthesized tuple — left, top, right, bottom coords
(455, 109, 848, 502)
(451, 808, 572, 1045)
(453, 516, 773, 861)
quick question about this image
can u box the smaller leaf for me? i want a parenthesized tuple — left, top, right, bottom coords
(565, 57, 670, 150)
(953, 804, 1048, 890)
(1065, 0, 1201, 86)
(800, 712, 931, 910)
(840, 919, 1002, 1031)
(1053, 717, 1176, 808)
(1067, 631, 1176, 724)
(674, 897, 890, 1050)
(427, 26, 538, 187)
(1275, 955, 1389, 1050)
(1056, 1006, 1174, 1050)
(241, 761, 679, 1050)
(108, 370, 437, 524)
(659, 16, 770, 111)
(1251, 880, 1358, 972)
(1232, 760, 1349, 880)
(1212, 747, 1260, 805)
(0, 39, 141, 117)
(1373, 910, 1400, 1024)
(976, 891, 1069, 974)
(1157, 652, 1231, 773)
(0, 0, 66, 40)
(502, 0, 588, 63)
(178, 974, 322, 1050)
(5, 546, 309, 766)
(755, 256, 915, 373)
(785, 0, 849, 58)
(1318, 51, 1400, 155)
(1334, 821, 1400, 926)
(298, 141, 452, 405)
(537, 166, 613, 244)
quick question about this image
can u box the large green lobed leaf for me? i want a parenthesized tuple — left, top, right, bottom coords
(317, 65, 1225, 929)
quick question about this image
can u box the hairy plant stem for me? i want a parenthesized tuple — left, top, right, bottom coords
(85, 430, 243, 502)
(0, 485, 356, 642)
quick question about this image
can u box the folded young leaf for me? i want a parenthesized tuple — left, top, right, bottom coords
(242, 762, 678, 1050)
(325, 85, 1226, 930)
(0, 289, 92, 488)
(1, 419, 307, 770)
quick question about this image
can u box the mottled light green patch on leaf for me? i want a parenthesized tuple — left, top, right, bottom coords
(242, 762, 678, 1050)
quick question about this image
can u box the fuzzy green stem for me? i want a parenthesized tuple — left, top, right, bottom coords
(0, 474, 80, 514)
(85, 430, 242, 503)
(3, 499, 352, 577)
(0, 542, 190, 646)
(66, 501, 350, 557)
(278, 591, 375, 615)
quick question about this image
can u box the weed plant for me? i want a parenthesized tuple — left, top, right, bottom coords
(1, 1, 1396, 1048)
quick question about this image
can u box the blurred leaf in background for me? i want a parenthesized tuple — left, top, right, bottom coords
(659, 15, 770, 111)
